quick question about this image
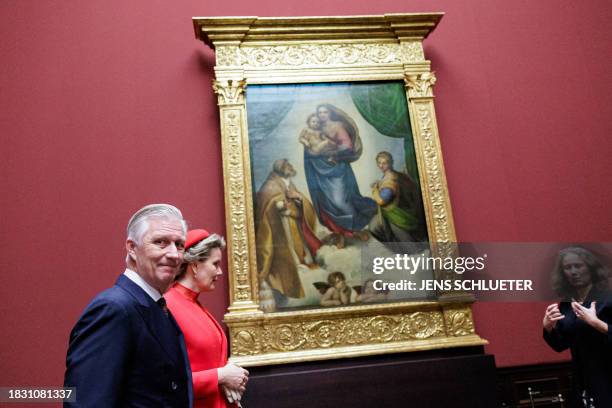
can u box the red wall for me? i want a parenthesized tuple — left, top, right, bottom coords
(2, 0, 611, 392)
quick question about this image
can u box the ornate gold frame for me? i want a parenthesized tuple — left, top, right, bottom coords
(193, 13, 487, 366)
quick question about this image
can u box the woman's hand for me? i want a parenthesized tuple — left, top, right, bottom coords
(571, 301, 609, 334)
(543, 303, 564, 332)
(222, 384, 243, 405)
(218, 363, 249, 392)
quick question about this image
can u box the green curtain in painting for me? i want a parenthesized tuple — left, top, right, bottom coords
(349, 82, 419, 182)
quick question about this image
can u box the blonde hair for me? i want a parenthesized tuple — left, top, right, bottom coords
(176, 234, 226, 279)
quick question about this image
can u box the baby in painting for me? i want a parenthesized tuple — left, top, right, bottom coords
(320, 271, 352, 306)
(298, 113, 338, 157)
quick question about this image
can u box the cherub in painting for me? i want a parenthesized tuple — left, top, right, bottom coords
(317, 271, 352, 307)
(356, 278, 389, 303)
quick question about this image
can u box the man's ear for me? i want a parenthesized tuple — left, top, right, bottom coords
(126, 239, 137, 261)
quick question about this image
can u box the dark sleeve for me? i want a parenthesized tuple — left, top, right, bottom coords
(64, 297, 132, 407)
(600, 301, 612, 346)
(543, 327, 570, 352)
(543, 302, 574, 352)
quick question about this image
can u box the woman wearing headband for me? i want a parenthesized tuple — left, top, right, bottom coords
(166, 229, 249, 407)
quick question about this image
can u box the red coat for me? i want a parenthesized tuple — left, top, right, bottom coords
(166, 282, 233, 408)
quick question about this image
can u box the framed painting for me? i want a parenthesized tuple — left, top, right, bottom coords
(193, 13, 486, 366)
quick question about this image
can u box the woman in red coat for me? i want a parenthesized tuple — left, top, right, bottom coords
(166, 229, 249, 408)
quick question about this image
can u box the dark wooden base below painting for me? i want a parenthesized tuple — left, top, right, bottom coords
(497, 362, 575, 408)
(241, 346, 497, 408)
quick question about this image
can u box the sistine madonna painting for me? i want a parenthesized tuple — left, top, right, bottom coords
(247, 81, 433, 312)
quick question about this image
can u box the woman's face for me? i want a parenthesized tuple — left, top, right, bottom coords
(377, 157, 390, 172)
(192, 247, 223, 292)
(317, 107, 330, 122)
(562, 252, 592, 289)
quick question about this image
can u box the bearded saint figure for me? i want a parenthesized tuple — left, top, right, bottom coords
(255, 159, 321, 300)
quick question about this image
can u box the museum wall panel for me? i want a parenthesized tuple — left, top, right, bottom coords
(1, 0, 611, 391)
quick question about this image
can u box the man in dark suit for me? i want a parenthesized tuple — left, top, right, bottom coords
(64, 204, 193, 407)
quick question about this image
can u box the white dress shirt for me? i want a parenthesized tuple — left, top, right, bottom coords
(123, 268, 162, 302)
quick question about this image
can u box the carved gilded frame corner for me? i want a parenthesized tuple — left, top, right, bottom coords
(193, 14, 486, 367)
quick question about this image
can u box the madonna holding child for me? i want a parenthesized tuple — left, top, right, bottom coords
(303, 103, 377, 248)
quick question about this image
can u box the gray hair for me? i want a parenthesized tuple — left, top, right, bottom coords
(177, 233, 226, 279)
(126, 203, 187, 244)
(272, 159, 289, 176)
(551, 247, 610, 298)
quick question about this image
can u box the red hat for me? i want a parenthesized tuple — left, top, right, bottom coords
(185, 229, 210, 250)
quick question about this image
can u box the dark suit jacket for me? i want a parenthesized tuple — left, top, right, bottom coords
(64, 274, 193, 407)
